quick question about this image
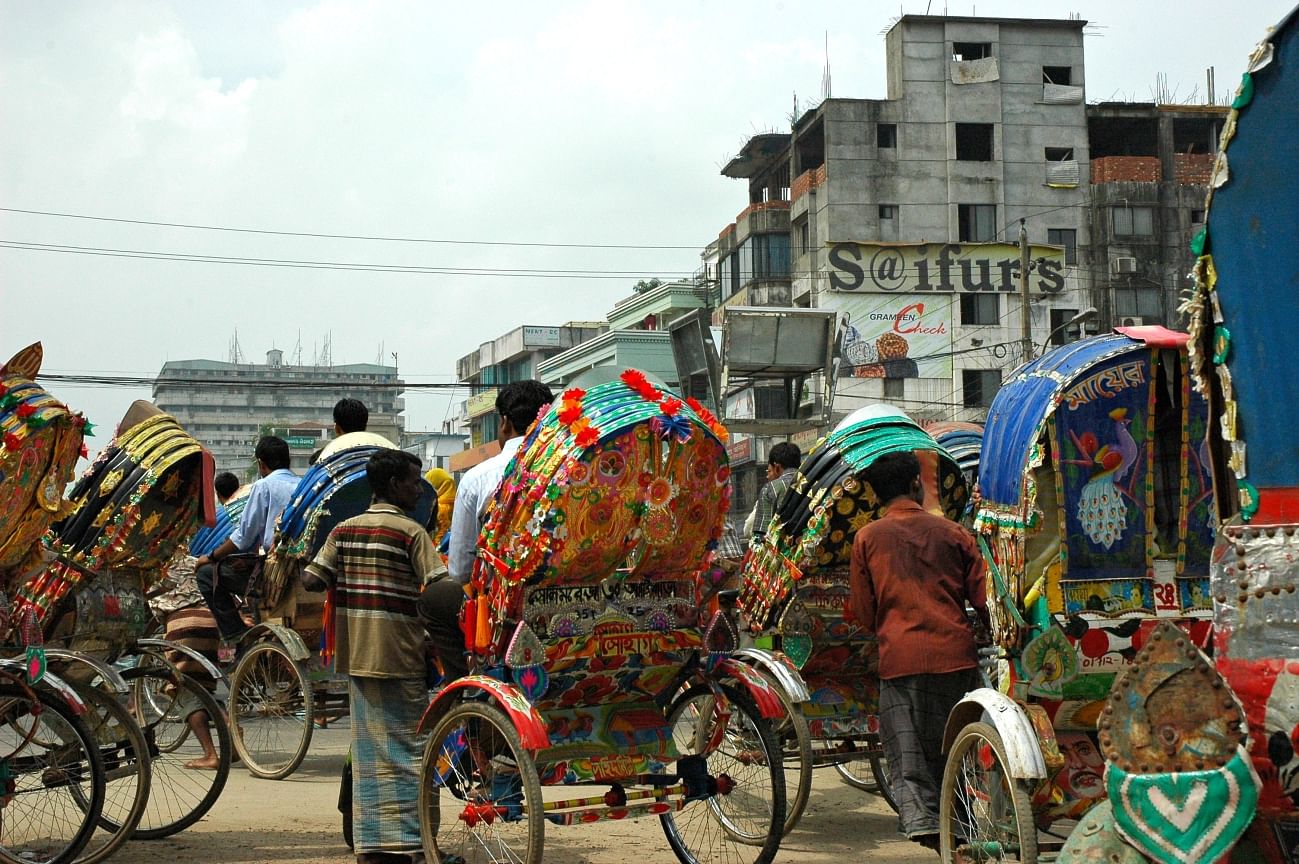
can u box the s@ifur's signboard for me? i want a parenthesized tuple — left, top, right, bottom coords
(821, 293, 955, 379)
(827, 241, 1066, 294)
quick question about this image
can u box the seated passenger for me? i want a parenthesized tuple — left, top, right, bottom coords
(317, 397, 396, 461)
(418, 379, 553, 680)
(195, 436, 298, 642)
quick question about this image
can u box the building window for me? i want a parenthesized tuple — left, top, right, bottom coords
(883, 378, 905, 400)
(962, 369, 1002, 409)
(877, 123, 897, 149)
(958, 204, 997, 242)
(952, 41, 992, 61)
(795, 217, 810, 256)
(1191, 209, 1206, 225)
(955, 123, 994, 161)
(1047, 228, 1077, 265)
(1044, 147, 1074, 162)
(878, 204, 896, 220)
(1113, 206, 1155, 237)
(960, 294, 999, 326)
(1114, 287, 1163, 320)
(1042, 66, 1072, 85)
(1050, 308, 1081, 346)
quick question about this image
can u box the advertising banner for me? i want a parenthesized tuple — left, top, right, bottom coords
(820, 293, 955, 379)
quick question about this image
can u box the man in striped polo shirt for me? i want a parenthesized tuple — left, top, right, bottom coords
(305, 449, 442, 864)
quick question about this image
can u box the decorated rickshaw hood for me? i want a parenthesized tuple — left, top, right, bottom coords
(978, 327, 1188, 513)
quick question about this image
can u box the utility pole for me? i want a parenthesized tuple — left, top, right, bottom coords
(1019, 219, 1033, 363)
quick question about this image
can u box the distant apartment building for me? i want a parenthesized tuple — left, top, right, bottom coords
(453, 323, 606, 467)
(154, 348, 404, 477)
(713, 14, 1222, 428)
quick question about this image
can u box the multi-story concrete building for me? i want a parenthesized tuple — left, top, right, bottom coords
(1085, 103, 1225, 327)
(154, 348, 404, 478)
(453, 322, 605, 459)
(714, 15, 1221, 431)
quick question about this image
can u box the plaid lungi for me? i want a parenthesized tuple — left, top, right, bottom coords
(877, 669, 980, 839)
(350, 676, 428, 854)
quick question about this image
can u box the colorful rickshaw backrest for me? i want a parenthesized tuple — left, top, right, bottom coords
(261, 443, 434, 615)
(974, 329, 1215, 683)
(17, 400, 214, 642)
(468, 371, 730, 709)
(1186, 6, 1299, 825)
(739, 405, 968, 632)
(0, 342, 87, 583)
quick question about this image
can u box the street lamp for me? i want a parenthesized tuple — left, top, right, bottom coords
(1041, 307, 1097, 353)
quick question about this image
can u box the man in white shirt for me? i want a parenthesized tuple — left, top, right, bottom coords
(419, 379, 553, 679)
(316, 397, 396, 461)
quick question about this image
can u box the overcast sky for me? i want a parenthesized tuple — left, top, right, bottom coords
(2, 0, 1291, 454)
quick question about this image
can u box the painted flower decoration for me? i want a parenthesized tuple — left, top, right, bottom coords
(646, 477, 675, 508)
(620, 368, 662, 402)
(595, 450, 626, 483)
(650, 413, 693, 442)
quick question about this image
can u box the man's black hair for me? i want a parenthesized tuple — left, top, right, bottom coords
(366, 449, 421, 502)
(254, 436, 291, 471)
(768, 441, 802, 470)
(866, 451, 921, 503)
(496, 380, 554, 434)
(333, 398, 369, 433)
(214, 471, 240, 501)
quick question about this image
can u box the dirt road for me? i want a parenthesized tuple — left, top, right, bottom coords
(109, 722, 933, 863)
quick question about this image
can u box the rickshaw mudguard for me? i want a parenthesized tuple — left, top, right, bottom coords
(0, 660, 88, 716)
(715, 657, 787, 719)
(418, 676, 549, 751)
(942, 687, 1048, 780)
(137, 636, 230, 681)
(730, 648, 811, 704)
(239, 624, 311, 663)
(41, 648, 129, 694)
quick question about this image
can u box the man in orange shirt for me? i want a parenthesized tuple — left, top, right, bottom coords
(850, 451, 988, 853)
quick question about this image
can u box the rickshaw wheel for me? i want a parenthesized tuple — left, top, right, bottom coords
(661, 684, 785, 864)
(0, 681, 106, 864)
(833, 736, 899, 813)
(755, 671, 811, 837)
(229, 642, 314, 780)
(419, 701, 544, 864)
(69, 684, 151, 864)
(119, 667, 230, 838)
(940, 721, 1037, 864)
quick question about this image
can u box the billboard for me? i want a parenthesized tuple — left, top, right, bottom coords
(465, 388, 499, 419)
(826, 241, 1066, 295)
(522, 326, 562, 348)
(820, 293, 955, 379)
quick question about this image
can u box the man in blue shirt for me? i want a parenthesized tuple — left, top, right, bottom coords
(195, 436, 299, 641)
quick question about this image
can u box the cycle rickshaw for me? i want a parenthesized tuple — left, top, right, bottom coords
(14, 397, 232, 863)
(227, 442, 434, 779)
(0, 341, 112, 864)
(415, 370, 788, 864)
(736, 405, 972, 833)
(939, 327, 1217, 862)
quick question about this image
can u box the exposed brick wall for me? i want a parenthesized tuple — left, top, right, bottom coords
(791, 164, 827, 202)
(1174, 153, 1215, 185)
(718, 222, 736, 241)
(735, 199, 790, 223)
(1091, 156, 1161, 184)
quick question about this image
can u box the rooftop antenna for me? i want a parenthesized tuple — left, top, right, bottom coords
(228, 329, 245, 365)
(821, 32, 832, 100)
(291, 330, 303, 367)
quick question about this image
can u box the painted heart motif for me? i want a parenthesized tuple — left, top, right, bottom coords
(1107, 747, 1260, 864)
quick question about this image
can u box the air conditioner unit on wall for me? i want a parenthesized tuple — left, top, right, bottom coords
(1111, 257, 1138, 274)
(1118, 316, 1146, 327)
